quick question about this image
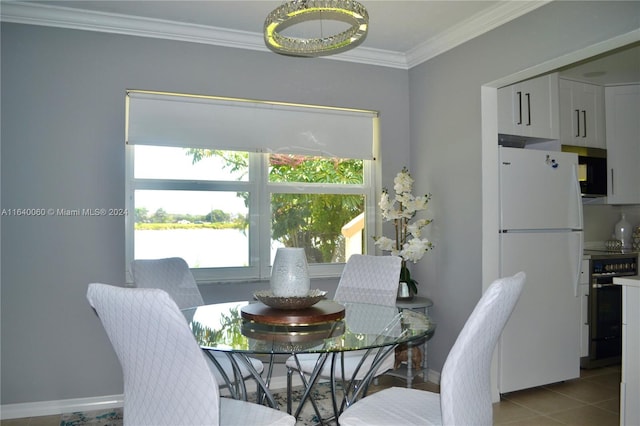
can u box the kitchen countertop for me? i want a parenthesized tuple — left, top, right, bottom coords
(614, 275, 640, 287)
(583, 249, 639, 259)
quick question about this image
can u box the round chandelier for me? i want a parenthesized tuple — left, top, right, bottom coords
(264, 0, 369, 57)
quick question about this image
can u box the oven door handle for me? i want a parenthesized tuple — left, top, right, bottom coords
(592, 283, 618, 289)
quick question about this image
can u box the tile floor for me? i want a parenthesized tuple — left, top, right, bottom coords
(372, 365, 621, 426)
(492, 365, 620, 425)
(1, 366, 621, 426)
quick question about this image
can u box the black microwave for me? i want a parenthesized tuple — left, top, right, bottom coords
(561, 145, 607, 197)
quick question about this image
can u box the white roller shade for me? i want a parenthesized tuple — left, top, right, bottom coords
(126, 91, 376, 160)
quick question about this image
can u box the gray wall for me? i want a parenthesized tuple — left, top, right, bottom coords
(408, 1, 640, 373)
(0, 23, 410, 405)
(583, 204, 640, 242)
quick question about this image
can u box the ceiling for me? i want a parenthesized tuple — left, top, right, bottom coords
(2, 0, 638, 80)
(558, 43, 640, 86)
(2, 0, 549, 68)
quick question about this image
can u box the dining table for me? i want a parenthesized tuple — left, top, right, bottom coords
(183, 298, 436, 423)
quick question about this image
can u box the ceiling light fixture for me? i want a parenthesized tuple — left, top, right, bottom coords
(264, 0, 369, 57)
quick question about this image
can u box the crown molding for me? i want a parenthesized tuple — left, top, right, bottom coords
(406, 1, 552, 69)
(1, 1, 548, 70)
(0, 1, 270, 51)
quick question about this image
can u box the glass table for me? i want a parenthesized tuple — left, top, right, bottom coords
(184, 299, 436, 422)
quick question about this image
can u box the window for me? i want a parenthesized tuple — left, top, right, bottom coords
(125, 91, 379, 282)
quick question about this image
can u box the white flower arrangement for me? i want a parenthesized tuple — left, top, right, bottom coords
(374, 167, 433, 294)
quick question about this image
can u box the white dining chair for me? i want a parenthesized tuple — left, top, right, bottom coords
(86, 283, 296, 426)
(285, 254, 402, 412)
(130, 257, 264, 397)
(332, 254, 403, 306)
(338, 271, 526, 426)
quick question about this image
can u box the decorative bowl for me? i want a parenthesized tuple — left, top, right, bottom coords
(253, 289, 327, 310)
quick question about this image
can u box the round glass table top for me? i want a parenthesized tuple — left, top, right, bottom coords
(184, 300, 436, 355)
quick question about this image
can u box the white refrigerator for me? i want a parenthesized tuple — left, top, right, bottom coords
(498, 147, 583, 394)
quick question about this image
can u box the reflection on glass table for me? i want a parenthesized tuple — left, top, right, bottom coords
(184, 300, 436, 423)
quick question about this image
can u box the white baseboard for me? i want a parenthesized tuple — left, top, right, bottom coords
(426, 368, 441, 384)
(0, 375, 298, 420)
(1, 394, 124, 420)
(0, 369, 439, 420)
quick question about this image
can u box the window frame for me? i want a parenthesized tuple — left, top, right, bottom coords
(125, 148, 379, 284)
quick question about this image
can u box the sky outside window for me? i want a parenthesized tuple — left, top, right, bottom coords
(134, 145, 247, 215)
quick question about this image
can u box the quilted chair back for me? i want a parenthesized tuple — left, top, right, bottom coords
(439, 272, 526, 426)
(131, 257, 205, 309)
(333, 254, 402, 307)
(87, 283, 221, 426)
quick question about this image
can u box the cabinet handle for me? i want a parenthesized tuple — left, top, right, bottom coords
(526, 93, 531, 126)
(517, 91, 522, 125)
(575, 109, 580, 137)
(611, 169, 615, 195)
(582, 110, 587, 137)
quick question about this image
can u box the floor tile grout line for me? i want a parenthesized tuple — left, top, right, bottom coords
(500, 389, 620, 425)
(502, 398, 617, 425)
(541, 383, 620, 406)
(501, 397, 586, 418)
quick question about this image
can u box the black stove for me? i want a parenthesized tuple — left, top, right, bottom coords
(581, 251, 637, 369)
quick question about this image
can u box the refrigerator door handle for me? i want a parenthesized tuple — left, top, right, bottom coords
(572, 163, 584, 298)
(574, 233, 583, 297)
(573, 163, 584, 229)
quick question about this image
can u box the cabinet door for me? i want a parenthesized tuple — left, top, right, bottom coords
(606, 85, 640, 204)
(559, 79, 605, 148)
(560, 79, 581, 146)
(498, 73, 559, 140)
(579, 82, 605, 149)
(498, 87, 516, 135)
(621, 285, 640, 426)
(523, 74, 559, 140)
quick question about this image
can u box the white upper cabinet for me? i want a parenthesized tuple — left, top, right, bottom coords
(559, 79, 606, 149)
(605, 85, 640, 205)
(498, 73, 560, 140)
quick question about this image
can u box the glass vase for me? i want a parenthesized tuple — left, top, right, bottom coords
(614, 213, 632, 249)
(397, 281, 414, 300)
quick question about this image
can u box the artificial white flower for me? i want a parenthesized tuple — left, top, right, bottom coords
(405, 196, 429, 213)
(374, 236, 395, 251)
(374, 167, 434, 294)
(407, 220, 426, 237)
(401, 238, 432, 263)
(393, 171, 414, 194)
(384, 208, 403, 221)
(379, 191, 391, 212)
(395, 193, 413, 206)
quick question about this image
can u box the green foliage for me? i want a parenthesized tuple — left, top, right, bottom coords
(269, 154, 363, 185)
(206, 209, 231, 223)
(135, 222, 241, 231)
(400, 262, 419, 295)
(151, 208, 169, 223)
(187, 150, 364, 263)
(135, 207, 148, 222)
(190, 307, 248, 350)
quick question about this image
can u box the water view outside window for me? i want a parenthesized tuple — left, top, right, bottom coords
(134, 189, 249, 268)
(134, 146, 250, 268)
(131, 146, 366, 274)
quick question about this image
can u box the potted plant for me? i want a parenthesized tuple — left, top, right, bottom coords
(374, 167, 433, 299)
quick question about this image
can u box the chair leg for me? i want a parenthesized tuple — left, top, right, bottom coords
(286, 367, 293, 414)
